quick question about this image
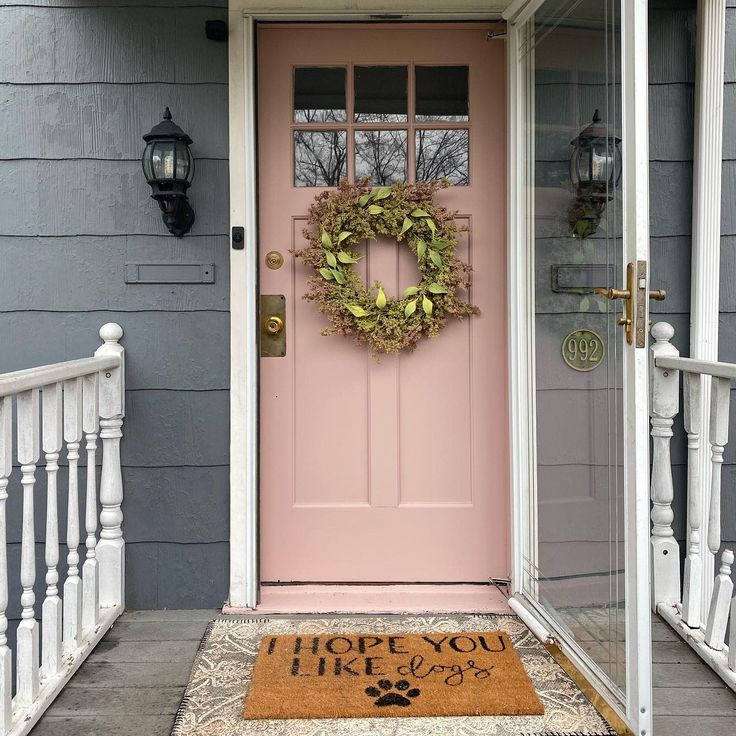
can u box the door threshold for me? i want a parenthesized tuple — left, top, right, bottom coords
(225, 584, 512, 615)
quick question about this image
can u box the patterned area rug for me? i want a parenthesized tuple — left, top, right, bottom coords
(171, 615, 617, 736)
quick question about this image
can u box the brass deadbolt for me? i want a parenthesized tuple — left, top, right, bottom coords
(266, 316, 284, 335)
(266, 251, 284, 269)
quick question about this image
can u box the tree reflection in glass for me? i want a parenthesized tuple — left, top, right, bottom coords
(294, 130, 348, 187)
(355, 130, 407, 185)
(415, 129, 469, 185)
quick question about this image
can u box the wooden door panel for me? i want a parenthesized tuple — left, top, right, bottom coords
(258, 24, 508, 582)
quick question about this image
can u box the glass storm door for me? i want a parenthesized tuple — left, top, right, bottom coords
(510, 0, 653, 732)
(256, 24, 509, 584)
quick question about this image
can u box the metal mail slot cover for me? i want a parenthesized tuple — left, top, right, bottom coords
(125, 263, 215, 284)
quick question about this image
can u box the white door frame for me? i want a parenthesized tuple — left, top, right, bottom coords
(503, 1, 653, 733)
(226, 1, 510, 611)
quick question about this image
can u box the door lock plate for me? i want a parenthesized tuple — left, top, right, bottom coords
(260, 294, 286, 357)
(635, 260, 648, 348)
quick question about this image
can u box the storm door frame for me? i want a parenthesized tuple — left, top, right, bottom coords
(504, 1, 654, 734)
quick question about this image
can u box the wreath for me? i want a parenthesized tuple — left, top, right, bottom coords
(294, 180, 479, 354)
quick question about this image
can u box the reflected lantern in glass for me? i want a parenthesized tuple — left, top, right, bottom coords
(569, 109, 622, 197)
(142, 107, 195, 237)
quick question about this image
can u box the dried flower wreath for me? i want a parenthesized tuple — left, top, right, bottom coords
(294, 179, 479, 355)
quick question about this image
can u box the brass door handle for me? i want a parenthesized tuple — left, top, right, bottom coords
(649, 289, 666, 301)
(594, 287, 630, 301)
(266, 316, 284, 335)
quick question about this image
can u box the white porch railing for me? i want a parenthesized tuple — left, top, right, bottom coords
(0, 324, 125, 734)
(650, 321, 736, 691)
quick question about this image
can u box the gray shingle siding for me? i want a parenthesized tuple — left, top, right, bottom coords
(0, 0, 231, 616)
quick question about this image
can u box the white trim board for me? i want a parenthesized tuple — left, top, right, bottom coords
(228, 11, 259, 609)
(228, 1, 511, 16)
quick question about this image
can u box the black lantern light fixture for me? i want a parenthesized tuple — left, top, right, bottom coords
(568, 109, 622, 239)
(142, 108, 195, 237)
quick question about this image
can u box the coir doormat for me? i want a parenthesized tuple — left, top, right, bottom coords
(243, 631, 544, 719)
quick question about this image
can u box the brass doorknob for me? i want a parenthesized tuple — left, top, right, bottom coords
(649, 289, 666, 301)
(266, 316, 284, 335)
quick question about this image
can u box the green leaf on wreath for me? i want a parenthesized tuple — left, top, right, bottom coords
(427, 220, 437, 236)
(373, 187, 392, 200)
(321, 230, 333, 249)
(376, 287, 387, 309)
(319, 268, 334, 280)
(411, 208, 431, 218)
(367, 204, 385, 215)
(428, 282, 447, 294)
(325, 250, 337, 268)
(337, 231, 353, 244)
(359, 192, 375, 207)
(404, 299, 417, 318)
(430, 250, 443, 268)
(416, 240, 427, 259)
(429, 240, 451, 250)
(337, 250, 360, 264)
(422, 296, 433, 316)
(403, 286, 419, 297)
(331, 268, 345, 284)
(400, 217, 413, 236)
(347, 304, 370, 317)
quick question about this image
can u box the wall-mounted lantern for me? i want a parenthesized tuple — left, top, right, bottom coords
(142, 108, 195, 237)
(568, 110, 622, 239)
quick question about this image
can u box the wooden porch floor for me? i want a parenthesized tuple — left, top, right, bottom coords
(27, 610, 736, 736)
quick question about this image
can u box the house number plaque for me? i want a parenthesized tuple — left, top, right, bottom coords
(562, 329, 605, 372)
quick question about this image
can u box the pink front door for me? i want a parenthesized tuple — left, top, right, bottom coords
(257, 24, 508, 583)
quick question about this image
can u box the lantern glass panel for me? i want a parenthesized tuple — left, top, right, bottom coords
(142, 144, 155, 182)
(151, 141, 176, 180)
(175, 141, 194, 183)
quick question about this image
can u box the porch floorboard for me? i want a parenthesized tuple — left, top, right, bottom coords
(26, 609, 736, 735)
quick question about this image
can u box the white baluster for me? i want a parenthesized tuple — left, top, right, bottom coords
(95, 324, 125, 608)
(682, 371, 703, 627)
(705, 549, 734, 650)
(16, 389, 39, 705)
(0, 397, 12, 733)
(41, 383, 63, 678)
(729, 597, 736, 672)
(707, 377, 730, 561)
(82, 373, 99, 634)
(649, 322, 681, 608)
(63, 377, 83, 651)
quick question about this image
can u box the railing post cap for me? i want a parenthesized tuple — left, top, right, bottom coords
(651, 321, 674, 342)
(99, 323, 123, 344)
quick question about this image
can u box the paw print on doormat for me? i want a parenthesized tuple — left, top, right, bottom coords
(364, 679, 421, 707)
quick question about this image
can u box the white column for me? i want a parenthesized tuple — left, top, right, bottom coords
(16, 389, 39, 705)
(41, 383, 63, 678)
(691, 0, 727, 612)
(95, 324, 125, 608)
(0, 397, 12, 733)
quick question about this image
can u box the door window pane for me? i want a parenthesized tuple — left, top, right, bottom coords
(416, 129, 469, 185)
(416, 66, 469, 122)
(294, 130, 347, 187)
(294, 67, 347, 123)
(354, 66, 408, 123)
(355, 130, 407, 185)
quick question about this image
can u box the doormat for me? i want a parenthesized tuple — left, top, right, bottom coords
(171, 615, 618, 736)
(243, 631, 544, 719)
